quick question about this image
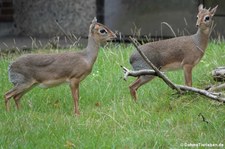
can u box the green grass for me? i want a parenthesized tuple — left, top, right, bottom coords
(0, 42, 225, 148)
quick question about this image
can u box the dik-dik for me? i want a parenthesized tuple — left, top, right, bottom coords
(4, 18, 116, 115)
(129, 4, 218, 100)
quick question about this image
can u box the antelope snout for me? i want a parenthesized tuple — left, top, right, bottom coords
(112, 32, 117, 39)
(196, 21, 200, 27)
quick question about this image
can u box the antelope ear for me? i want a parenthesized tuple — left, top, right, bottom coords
(94, 24, 100, 30)
(89, 17, 98, 33)
(198, 4, 203, 11)
(210, 5, 218, 16)
(92, 17, 97, 24)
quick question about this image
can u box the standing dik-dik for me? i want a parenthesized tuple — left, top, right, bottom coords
(4, 18, 116, 115)
(129, 4, 218, 100)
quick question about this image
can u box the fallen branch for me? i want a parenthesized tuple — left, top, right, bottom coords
(129, 36, 182, 93)
(207, 83, 225, 92)
(122, 37, 225, 103)
(212, 66, 225, 82)
(177, 85, 225, 102)
(121, 66, 156, 80)
(122, 66, 225, 102)
(206, 67, 225, 92)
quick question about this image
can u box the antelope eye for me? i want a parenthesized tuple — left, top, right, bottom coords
(205, 16, 210, 21)
(99, 29, 107, 34)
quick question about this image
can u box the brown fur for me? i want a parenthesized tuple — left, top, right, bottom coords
(129, 4, 218, 100)
(4, 18, 116, 115)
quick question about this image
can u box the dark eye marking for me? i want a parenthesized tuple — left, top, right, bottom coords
(204, 16, 210, 21)
(100, 29, 107, 34)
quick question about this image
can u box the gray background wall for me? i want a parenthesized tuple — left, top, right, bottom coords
(0, 0, 225, 39)
(104, 0, 225, 38)
(12, 0, 96, 37)
(105, 0, 198, 37)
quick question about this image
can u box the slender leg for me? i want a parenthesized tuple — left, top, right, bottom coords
(4, 94, 11, 111)
(4, 83, 34, 111)
(183, 65, 193, 86)
(13, 93, 24, 110)
(70, 79, 80, 115)
(129, 75, 154, 101)
(4, 86, 19, 111)
(129, 77, 141, 101)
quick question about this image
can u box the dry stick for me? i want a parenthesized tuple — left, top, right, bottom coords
(208, 83, 225, 92)
(121, 66, 156, 80)
(208, 66, 225, 91)
(161, 22, 177, 38)
(177, 85, 225, 102)
(126, 37, 225, 102)
(122, 66, 225, 102)
(129, 36, 182, 93)
(55, 20, 74, 44)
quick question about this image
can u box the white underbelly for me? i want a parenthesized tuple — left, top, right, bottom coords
(39, 78, 69, 88)
(161, 62, 182, 71)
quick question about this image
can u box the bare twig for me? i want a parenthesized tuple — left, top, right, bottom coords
(121, 66, 225, 102)
(208, 83, 225, 92)
(198, 113, 209, 124)
(207, 67, 225, 91)
(212, 66, 225, 82)
(129, 36, 182, 93)
(177, 85, 225, 102)
(55, 20, 74, 44)
(161, 22, 177, 37)
(209, 20, 216, 37)
(121, 66, 156, 81)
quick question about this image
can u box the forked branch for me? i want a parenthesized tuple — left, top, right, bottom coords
(129, 36, 181, 93)
(122, 37, 225, 103)
(121, 66, 156, 80)
(207, 67, 225, 92)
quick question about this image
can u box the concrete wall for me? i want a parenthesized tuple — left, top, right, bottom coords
(105, 0, 198, 38)
(13, 0, 96, 37)
(1, 0, 224, 39)
(104, 0, 225, 38)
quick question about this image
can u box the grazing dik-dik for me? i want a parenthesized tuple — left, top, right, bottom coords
(129, 4, 218, 100)
(4, 17, 116, 115)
